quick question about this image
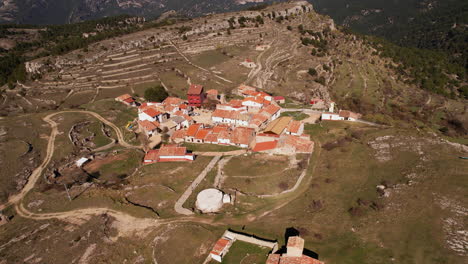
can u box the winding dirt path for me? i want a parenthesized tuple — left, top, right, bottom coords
(0, 110, 141, 211)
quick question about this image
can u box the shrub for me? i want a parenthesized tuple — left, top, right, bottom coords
(144, 85, 168, 102)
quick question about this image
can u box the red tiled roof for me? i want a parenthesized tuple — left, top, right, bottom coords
(188, 84, 203, 95)
(123, 97, 135, 104)
(171, 129, 187, 140)
(278, 255, 324, 264)
(287, 121, 302, 134)
(163, 97, 184, 106)
(144, 149, 159, 162)
(144, 108, 162, 118)
(274, 96, 285, 100)
(242, 97, 264, 105)
(213, 125, 228, 133)
(253, 141, 278, 152)
(212, 109, 241, 120)
(263, 104, 281, 115)
(179, 104, 188, 109)
(116, 94, 132, 101)
(186, 124, 202, 137)
(206, 89, 218, 95)
(139, 120, 159, 131)
(228, 99, 243, 108)
(158, 145, 187, 156)
(250, 113, 269, 127)
(205, 133, 218, 143)
(266, 254, 281, 264)
(284, 135, 314, 153)
(210, 238, 231, 256)
(231, 127, 254, 146)
(195, 129, 211, 140)
(339, 110, 360, 119)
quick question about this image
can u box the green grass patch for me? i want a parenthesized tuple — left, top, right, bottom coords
(217, 240, 270, 264)
(280, 111, 309, 121)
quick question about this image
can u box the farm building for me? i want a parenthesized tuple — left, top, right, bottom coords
(274, 96, 285, 104)
(240, 58, 256, 68)
(339, 110, 361, 121)
(266, 236, 324, 264)
(115, 94, 136, 106)
(143, 145, 194, 163)
(320, 112, 342, 121)
(210, 237, 235, 262)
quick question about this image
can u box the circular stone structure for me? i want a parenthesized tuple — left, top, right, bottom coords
(196, 188, 224, 213)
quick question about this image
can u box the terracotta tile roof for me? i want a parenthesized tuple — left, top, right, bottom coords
(171, 129, 186, 140)
(283, 135, 314, 153)
(242, 97, 264, 105)
(163, 97, 184, 106)
(158, 145, 187, 156)
(144, 149, 159, 162)
(253, 141, 278, 152)
(139, 120, 159, 131)
(144, 108, 162, 118)
(278, 256, 324, 264)
(210, 238, 231, 256)
(212, 109, 243, 120)
(218, 130, 231, 140)
(213, 125, 228, 133)
(179, 104, 188, 109)
(266, 254, 281, 264)
(186, 124, 202, 137)
(231, 127, 254, 146)
(263, 117, 292, 135)
(205, 133, 218, 143)
(228, 99, 243, 108)
(238, 84, 256, 94)
(123, 97, 135, 104)
(206, 89, 218, 95)
(287, 121, 302, 134)
(339, 110, 360, 119)
(195, 129, 211, 140)
(274, 96, 285, 100)
(188, 84, 204, 95)
(263, 104, 281, 115)
(116, 94, 132, 101)
(249, 113, 269, 127)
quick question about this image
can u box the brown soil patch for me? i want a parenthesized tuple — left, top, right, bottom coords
(84, 152, 129, 173)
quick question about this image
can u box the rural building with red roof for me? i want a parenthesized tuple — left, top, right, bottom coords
(266, 236, 324, 264)
(143, 145, 194, 164)
(187, 84, 205, 107)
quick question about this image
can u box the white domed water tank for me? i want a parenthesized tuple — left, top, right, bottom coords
(196, 188, 224, 213)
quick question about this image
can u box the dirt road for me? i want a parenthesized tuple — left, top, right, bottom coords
(0, 110, 140, 211)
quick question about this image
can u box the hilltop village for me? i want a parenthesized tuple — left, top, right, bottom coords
(115, 83, 360, 164)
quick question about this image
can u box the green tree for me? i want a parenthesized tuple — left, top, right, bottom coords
(308, 68, 317, 76)
(144, 85, 168, 102)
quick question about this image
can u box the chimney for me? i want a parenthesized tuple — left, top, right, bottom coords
(286, 236, 304, 257)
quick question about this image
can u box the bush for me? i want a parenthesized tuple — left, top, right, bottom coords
(144, 85, 168, 102)
(308, 68, 317, 76)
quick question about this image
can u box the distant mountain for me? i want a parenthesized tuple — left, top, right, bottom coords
(0, 0, 275, 24)
(311, 0, 468, 68)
